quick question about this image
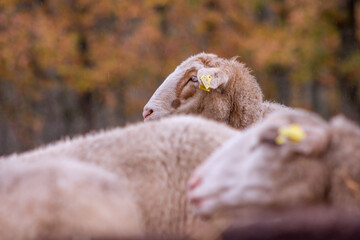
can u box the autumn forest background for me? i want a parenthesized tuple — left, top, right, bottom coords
(0, 0, 359, 155)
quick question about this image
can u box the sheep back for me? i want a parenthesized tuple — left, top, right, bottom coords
(0, 159, 143, 240)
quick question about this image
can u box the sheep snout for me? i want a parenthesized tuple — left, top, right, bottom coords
(142, 107, 154, 120)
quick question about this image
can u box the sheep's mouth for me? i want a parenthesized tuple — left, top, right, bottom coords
(190, 193, 217, 207)
(145, 111, 172, 122)
(144, 114, 161, 122)
(143, 111, 153, 120)
(188, 184, 232, 215)
(189, 191, 226, 217)
(144, 114, 151, 121)
(189, 187, 228, 207)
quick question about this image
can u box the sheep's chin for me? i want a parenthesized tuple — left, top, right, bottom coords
(143, 115, 156, 122)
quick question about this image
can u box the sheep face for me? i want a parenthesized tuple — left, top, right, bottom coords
(188, 110, 330, 217)
(143, 53, 263, 128)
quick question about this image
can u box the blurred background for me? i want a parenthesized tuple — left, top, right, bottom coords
(0, 0, 359, 155)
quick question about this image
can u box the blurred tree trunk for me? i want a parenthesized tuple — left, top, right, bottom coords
(79, 91, 94, 132)
(0, 111, 10, 155)
(336, 0, 360, 120)
(270, 65, 291, 105)
(311, 79, 321, 113)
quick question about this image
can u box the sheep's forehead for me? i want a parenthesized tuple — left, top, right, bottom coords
(165, 54, 218, 88)
(175, 53, 220, 72)
(164, 60, 201, 89)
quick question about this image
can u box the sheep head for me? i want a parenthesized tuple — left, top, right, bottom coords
(143, 53, 263, 129)
(187, 109, 330, 217)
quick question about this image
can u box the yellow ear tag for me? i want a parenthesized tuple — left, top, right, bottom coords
(199, 75, 211, 92)
(275, 124, 306, 145)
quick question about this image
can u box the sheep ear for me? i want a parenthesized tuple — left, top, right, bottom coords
(197, 67, 229, 89)
(279, 124, 330, 157)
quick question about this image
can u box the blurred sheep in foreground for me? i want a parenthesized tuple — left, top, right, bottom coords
(1, 115, 238, 238)
(0, 159, 143, 240)
(188, 109, 360, 217)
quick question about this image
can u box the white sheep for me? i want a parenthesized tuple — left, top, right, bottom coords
(326, 115, 360, 212)
(0, 158, 143, 240)
(1, 115, 238, 237)
(188, 109, 360, 217)
(143, 52, 291, 129)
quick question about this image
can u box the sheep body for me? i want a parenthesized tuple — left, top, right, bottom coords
(143, 53, 292, 129)
(327, 115, 360, 212)
(0, 158, 143, 240)
(1, 115, 238, 237)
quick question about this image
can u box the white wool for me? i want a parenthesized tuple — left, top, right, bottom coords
(1, 115, 238, 238)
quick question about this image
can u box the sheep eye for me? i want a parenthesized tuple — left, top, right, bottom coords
(189, 76, 198, 82)
(259, 128, 280, 146)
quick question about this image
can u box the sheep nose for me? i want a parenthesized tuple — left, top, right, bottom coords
(188, 176, 202, 191)
(143, 107, 154, 120)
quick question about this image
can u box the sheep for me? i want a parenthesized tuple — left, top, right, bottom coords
(143, 52, 290, 129)
(326, 114, 360, 212)
(188, 109, 360, 217)
(0, 158, 143, 240)
(1, 115, 238, 237)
